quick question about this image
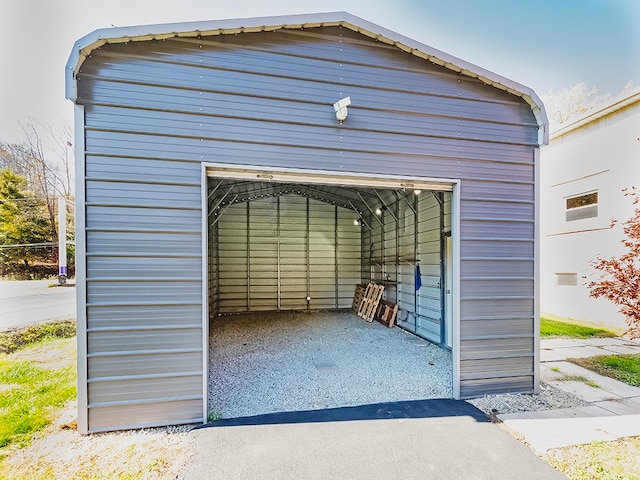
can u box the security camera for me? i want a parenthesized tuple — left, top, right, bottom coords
(333, 96, 351, 122)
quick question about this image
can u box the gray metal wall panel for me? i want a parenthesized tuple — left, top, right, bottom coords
(87, 231, 201, 256)
(78, 24, 540, 424)
(337, 207, 362, 307)
(396, 199, 418, 332)
(216, 195, 360, 313)
(86, 305, 202, 329)
(208, 208, 220, 318)
(88, 399, 203, 432)
(87, 351, 203, 378)
(88, 375, 202, 405)
(85, 154, 199, 185)
(415, 194, 442, 343)
(218, 203, 248, 312)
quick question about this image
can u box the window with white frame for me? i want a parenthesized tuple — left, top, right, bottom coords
(565, 191, 598, 222)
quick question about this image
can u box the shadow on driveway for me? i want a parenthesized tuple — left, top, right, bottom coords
(198, 398, 487, 428)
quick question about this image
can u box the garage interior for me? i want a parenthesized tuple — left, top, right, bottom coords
(206, 173, 454, 418)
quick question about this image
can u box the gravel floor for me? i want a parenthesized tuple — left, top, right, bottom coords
(208, 310, 452, 419)
(468, 383, 588, 416)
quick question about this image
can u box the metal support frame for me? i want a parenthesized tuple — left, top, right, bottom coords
(209, 185, 238, 219)
(380, 207, 385, 284)
(306, 197, 311, 312)
(334, 205, 339, 309)
(356, 191, 384, 227)
(207, 179, 223, 201)
(347, 200, 372, 230)
(413, 192, 419, 323)
(209, 194, 239, 226)
(214, 211, 220, 317)
(438, 191, 446, 346)
(246, 201, 251, 312)
(277, 196, 281, 311)
(373, 189, 398, 221)
(395, 193, 400, 303)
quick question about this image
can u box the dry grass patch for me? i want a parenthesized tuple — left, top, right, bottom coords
(544, 436, 640, 479)
(0, 419, 194, 480)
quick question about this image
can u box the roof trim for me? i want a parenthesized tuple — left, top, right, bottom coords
(550, 86, 640, 140)
(65, 11, 548, 145)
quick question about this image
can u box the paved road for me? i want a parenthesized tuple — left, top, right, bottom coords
(0, 280, 76, 331)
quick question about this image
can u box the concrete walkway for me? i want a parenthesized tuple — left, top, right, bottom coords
(499, 337, 640, 453)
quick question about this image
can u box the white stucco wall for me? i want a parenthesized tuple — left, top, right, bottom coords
(540, 95, 640, 331)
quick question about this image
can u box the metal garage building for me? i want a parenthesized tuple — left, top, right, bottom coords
(66, 12, 548, 433)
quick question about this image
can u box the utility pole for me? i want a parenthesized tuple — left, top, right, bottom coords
(58, 197, 67, 285)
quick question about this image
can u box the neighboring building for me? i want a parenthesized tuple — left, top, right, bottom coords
(541, 87, 640, 331)
(66, 12, 548, 433)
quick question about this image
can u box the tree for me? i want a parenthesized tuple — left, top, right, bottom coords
(0, 120, 74, 240)
(0, 169, 51, 271)
(0, 121, 75, 278)
(586, 188, 640, 339)
(542, 82, 612, 129)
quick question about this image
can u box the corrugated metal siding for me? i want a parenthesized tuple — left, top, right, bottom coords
(416, 194, 443, 342)
(208, 203, 219, 318)
(77, 24, 538, 429)
(385, 192, 450, 344)
(216, 195, 361, 312)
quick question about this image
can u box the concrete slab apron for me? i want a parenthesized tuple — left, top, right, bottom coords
(181, 416, 566, 480)
(500, 410, 640, 454)
(503, 341, 640, 454)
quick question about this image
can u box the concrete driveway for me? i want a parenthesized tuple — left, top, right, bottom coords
(0, 280, 76, 331)
(180, 399, 566, 480)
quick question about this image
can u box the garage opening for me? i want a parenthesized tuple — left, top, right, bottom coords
(205, 166, 456, 418)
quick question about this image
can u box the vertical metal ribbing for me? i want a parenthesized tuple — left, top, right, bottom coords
(414, 193, 419, 322)
(439, 192, 446, 346)
(246, 201, 250, 312)
(334, 205, 339, 309)
(381, 208, 385, 287)
(277, 196, 281, 311)
(306, 197, 311, 312)
(215, 217, 219, 316)
(395, 192, 400, 304)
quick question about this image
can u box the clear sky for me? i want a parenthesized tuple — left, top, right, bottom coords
(1, 0, 638, 146)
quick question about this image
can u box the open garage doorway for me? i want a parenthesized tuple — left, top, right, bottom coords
(204, 165, 457, 418)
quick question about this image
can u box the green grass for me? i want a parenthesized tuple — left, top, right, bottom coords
(207, 410, 223, 422)
(540, 318, 616, 338)
(0, 357, 75, 448)
(0, 320, 75, 354)
(570, 354, 640, 387)
(554, 373, 601, 388)
(0, 323, 77, 452)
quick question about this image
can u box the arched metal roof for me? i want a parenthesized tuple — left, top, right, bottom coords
(65, 11, 548, 145)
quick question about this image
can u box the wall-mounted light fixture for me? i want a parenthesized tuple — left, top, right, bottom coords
(375, 205, 387, 216)
(414, 189, 422, 195)
(333, 96, 351, 122)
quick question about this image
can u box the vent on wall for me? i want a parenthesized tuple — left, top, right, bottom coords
(566, 191, 598, 222)
(556, 273, 578, 286)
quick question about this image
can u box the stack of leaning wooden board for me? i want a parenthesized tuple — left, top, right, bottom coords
(352, 283, 399, 328)
(375, 299, 399, 328)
